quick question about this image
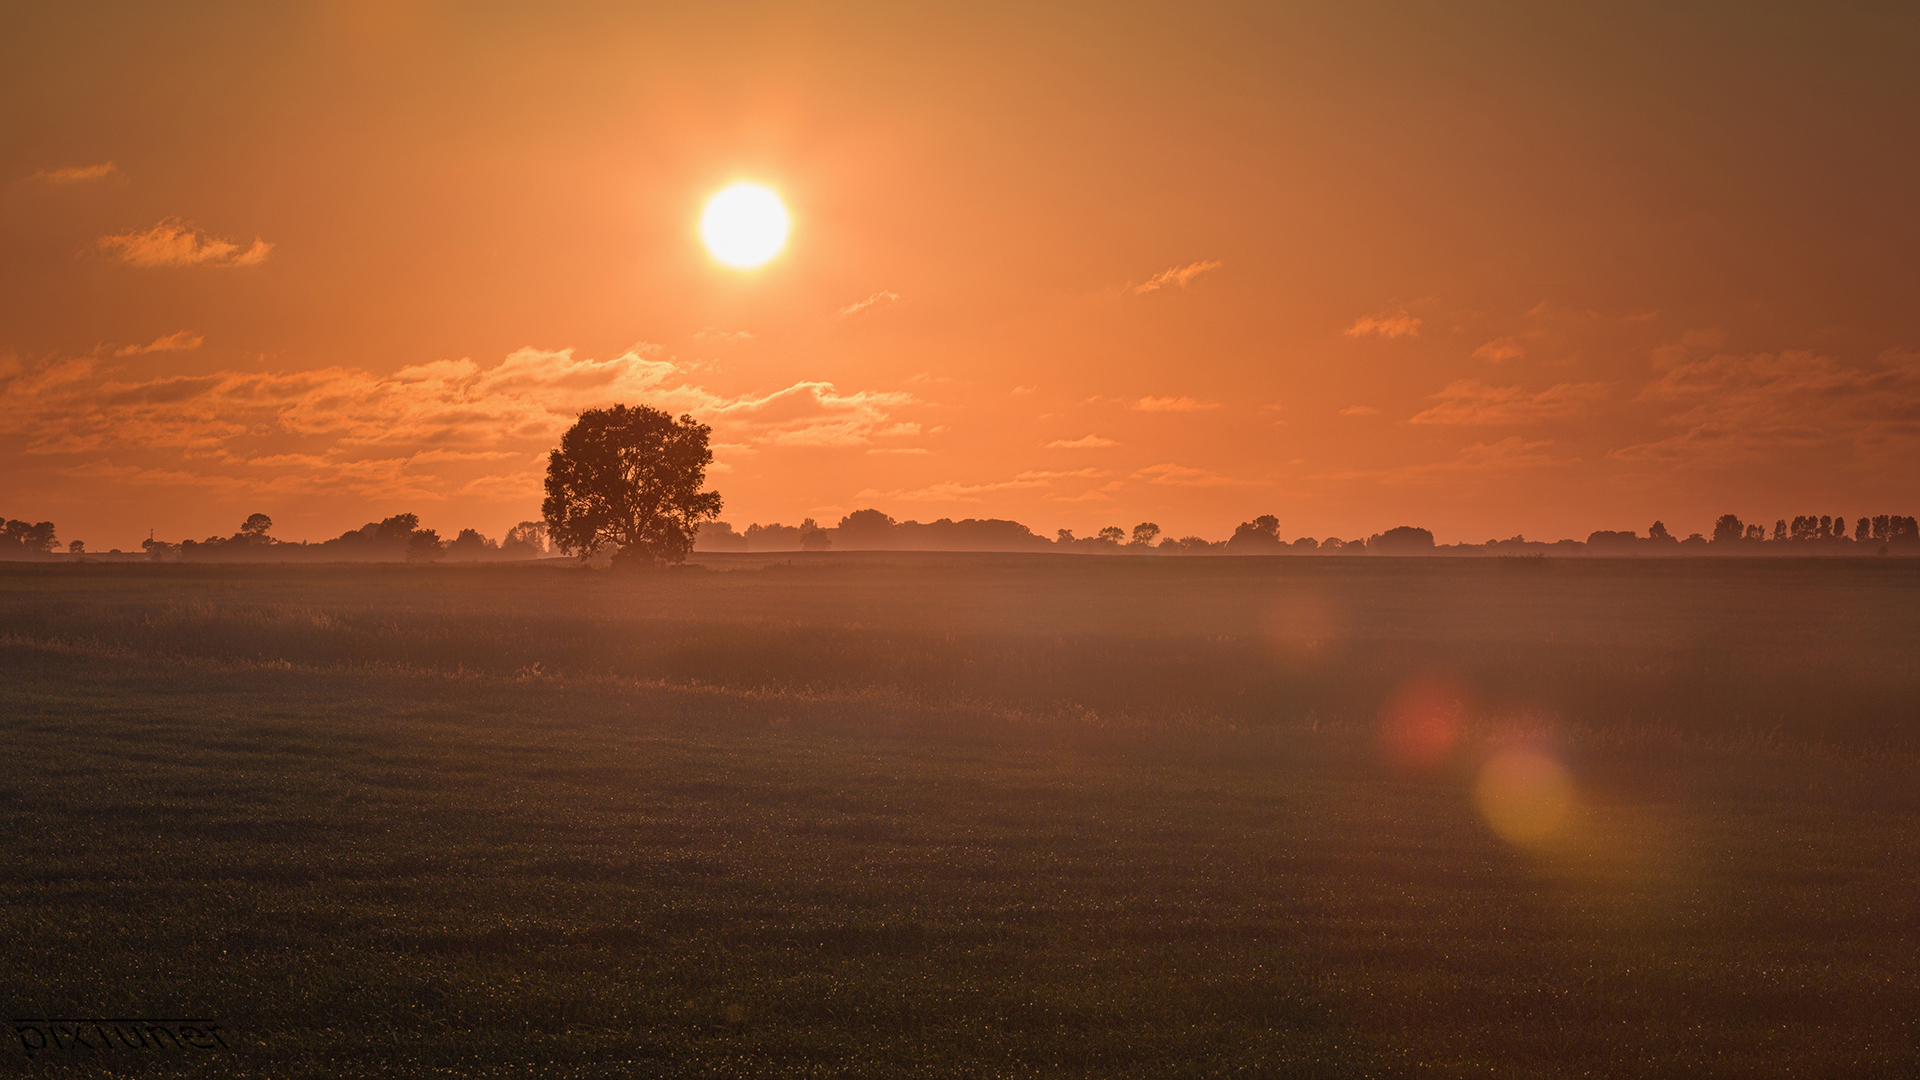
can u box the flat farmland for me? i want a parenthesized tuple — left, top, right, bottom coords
(0, 555, 1916, 1077)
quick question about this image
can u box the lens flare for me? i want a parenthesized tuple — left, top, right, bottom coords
(1376, 675, 1468, 772)
(1474, 748, 1574, 847)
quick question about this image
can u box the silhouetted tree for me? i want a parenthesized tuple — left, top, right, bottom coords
(406, 528, 444, 562)
(1096, 526, 1126, 546)
(1772, 519, 1787, 542)
(1711, 515, 1744, 545)
(68, 539, 84, 554)
(542, 404, 722, 569)
(1648, 520, 1674, 543)
(240, 513, 273, 538)
(1056, 528, 1075, 544)
(446, 528, 499, 559)
(799, 518, 832, 551)
(1856, 517, 1870, 542)
(503, 520, 549, 557)
(1371, 526, 1437, 554)
(1744, 524, 1764, 541)
(1, 519, 57, 555)
(1129, 522, 1161, 548)
(1226, 515, 1283, 553)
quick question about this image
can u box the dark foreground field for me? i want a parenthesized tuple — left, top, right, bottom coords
(1, 555, 1916, 1077)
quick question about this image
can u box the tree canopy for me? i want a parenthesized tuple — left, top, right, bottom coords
(542, 404, 723, 568)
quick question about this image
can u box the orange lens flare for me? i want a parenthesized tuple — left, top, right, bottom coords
(1473, 748, 1574, 847)
(1375, 676, 1468, 772)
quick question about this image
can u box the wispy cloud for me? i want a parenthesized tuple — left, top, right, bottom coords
(1133, 260, 1223, 294)
(1473, 337, 1525, 363)
(1015, 468, 1111, 480)
(1338, 405, 1380, 417)
(1044, 434, 1118, 449)
(115, 331, 204, 356)
(35, 162, 121, 184)
(1131, 463, 1241, 486)
(100, 219, 272, 268)
(694, 328, 754, 343)
(839, 290, 900, 317)
(1133, 395, 1219, 412)
(1344, 308, 1421, 338)
(1408, 380, 1608, 425)
(0, 346, 920, 501)
(1316, 437, 1561, 484)
(1611, 347, 1920, 466)
(853, 477, 1049, 503)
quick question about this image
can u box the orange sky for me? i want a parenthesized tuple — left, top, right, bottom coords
(5, 2, 1919, 549)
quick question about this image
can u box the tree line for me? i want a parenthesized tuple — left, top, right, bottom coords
(7, 400, 1919, 564)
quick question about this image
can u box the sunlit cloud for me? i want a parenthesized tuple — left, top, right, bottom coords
(35, 162, 121, 184)
(1133, 260, 1222, 294)
(693, 328, 754, 342)
(1133, 395, 1219, 412)
(1473, 337, 1525, 363)
(1611, 347, 1920, 465)
(854, 476, 1048, 503)
(1408, 380, 1608, 425)
(1317, 437, 1560, 484)
(115, 331, 205, 357)
(0, 346, 918, 501)
(839, 290, 900, 317)
(1131, 462, 1241, 486)
(1338, 405, 1380, 417)
(1044, 434, 1117, 448)
(1016, 468, 1111, 480)
(1345, 308, 1421, 338)
(99, 219, 272, 268)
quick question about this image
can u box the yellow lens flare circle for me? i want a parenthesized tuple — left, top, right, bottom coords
(1473, 748, 1574, 847)
(700, 183, 790, 269)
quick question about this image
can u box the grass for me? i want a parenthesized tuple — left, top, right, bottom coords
(0, 555, 1916, 1076)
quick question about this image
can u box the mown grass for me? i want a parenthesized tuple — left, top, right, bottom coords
(0, 556, 1916, 1077)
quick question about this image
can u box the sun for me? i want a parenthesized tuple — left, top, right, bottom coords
(700, 183, 790, 269)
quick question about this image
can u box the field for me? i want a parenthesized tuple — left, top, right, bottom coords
(1, 555, 1916, 1077)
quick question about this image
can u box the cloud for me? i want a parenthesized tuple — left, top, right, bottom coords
(1044, 434, 1118, 448)
(1131, 462, 1241, 486)
(854, 477, 1049, 503)
(1611, 347, 1920, 465)
(1473, 337, 1525, 363)
(1338, 405, 1380, 417)
(1011, 385, 1037, 395)
(694, 328, 754, 342)
(839, 290, 900, 317)
(1345, 309, 1422, 338)
(1133, 260, 1222, 294)
(35, 162, 120, 184)
(0, 346, 918, 501)
(1408, 380, 1608, 425)
(1316, 437, 1561, 485)
(99, 219, 272, 268)
(1133, 395, 1219, 412)
(115, 331, 205, 357)
(1015, 468, 1111, 480)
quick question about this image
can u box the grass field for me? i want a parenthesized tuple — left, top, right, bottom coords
(1, 555, 1916, 1076)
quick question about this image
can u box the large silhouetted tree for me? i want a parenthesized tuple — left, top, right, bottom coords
(543, 405, 723, 568)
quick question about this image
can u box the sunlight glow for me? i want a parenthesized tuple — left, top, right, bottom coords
(700, 183, 790, 269)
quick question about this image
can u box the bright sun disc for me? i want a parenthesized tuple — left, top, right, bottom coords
(700, 183, 790, 269)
